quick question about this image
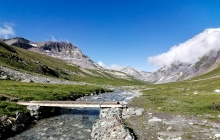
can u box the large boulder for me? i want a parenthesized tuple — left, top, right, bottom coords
(122, 107, 144, 119)
(16, 112, 29, 124)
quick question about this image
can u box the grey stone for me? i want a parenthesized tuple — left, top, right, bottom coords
(126, 107, 136, 115)
(27, 105, 41, 111)
(21, 79, 33, 83)
(135, 108, 144, 116)
(16, 112, 29, 124)
(122, 107, 144, 119)
(167, 126, 173, 131)
(0, 75, 7, 79)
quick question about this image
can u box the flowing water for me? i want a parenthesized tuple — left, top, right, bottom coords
(8, 90, 141, 140)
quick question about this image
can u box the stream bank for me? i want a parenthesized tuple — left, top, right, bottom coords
(7, 89, 143, 140)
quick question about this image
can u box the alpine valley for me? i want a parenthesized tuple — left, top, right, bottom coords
(1, 28, 220, 140)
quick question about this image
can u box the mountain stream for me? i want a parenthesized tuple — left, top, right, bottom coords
(8, 89, 141, 140)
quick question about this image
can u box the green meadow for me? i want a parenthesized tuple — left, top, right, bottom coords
(130, 76, 220, 117)
(0, 80, 112, 116)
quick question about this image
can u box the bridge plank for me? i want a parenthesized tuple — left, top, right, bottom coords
(17, 101, 124, 108)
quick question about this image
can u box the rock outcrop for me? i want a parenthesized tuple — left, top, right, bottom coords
(0, 112, 30, 139)
(35, 41, 99, 69)
(4, 37, 99, 69)
(0, 66, 80, 84)
(91, 108, 135, 140)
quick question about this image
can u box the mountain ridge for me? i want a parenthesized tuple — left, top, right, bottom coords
(120, 28, 220, 83)
(4, 37, 99, 69)
(3, 28, 220, 85)
(0, 40, 144, 86)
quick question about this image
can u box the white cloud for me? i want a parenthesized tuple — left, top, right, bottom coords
(0, 23, 15, 39)
(97, 61, 124, 70)
(97, 61, 106, 67)
(109, 64, 124, 70)
(148, 28, 220, 67)
(50, 35, 57, 42)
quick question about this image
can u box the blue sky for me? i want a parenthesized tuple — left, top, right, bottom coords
(1, 0, 220, 71)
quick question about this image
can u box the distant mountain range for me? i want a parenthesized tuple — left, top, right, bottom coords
(121, 28, 220, 83)
(2, 28, 220, 84)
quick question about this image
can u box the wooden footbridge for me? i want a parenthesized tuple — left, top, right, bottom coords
(17, 101, 126, 108)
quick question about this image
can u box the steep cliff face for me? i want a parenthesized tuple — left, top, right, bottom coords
(35, 41, 98, 69)
(4, 38, 99, 69)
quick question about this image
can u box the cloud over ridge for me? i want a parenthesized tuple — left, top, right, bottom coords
(0, 23, 15, 39)
(97, 61, 125, 70)
(148, 28, 220, 67)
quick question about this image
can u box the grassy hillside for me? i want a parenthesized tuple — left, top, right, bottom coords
(130, 75, 220, 117)
(0, 41, 79, 78)
(0, 41, 145, 86)
(192, 65, 220, 80)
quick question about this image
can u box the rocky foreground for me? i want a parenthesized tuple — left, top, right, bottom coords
(126, 111, 220, 140)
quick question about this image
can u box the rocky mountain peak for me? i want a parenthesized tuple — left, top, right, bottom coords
(43, 41, 77, 51)
(3, 37, 99, 69)
(36, 41, 82, 57)
(121, 66, 138, 73)
(4, 37, 34, 49)
(120, 66, 152, 81)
